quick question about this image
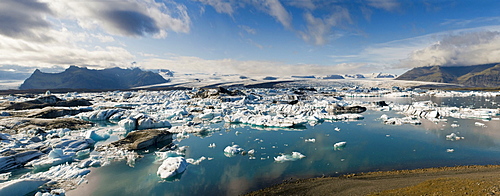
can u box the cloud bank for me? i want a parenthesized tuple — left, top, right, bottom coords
(140, 56, 370, 76)
(400, 31, 500, 68)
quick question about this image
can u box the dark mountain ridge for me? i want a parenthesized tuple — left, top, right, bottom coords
(396, 63, 500, 87)
(20, 66, 168, 90)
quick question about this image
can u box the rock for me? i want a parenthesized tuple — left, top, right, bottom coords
(327, 105, 367, 114)
(0, 95, 92, 110)
(374, 101, 389, 107)
(27, 107, 93, 118)
(0, 118, 92, 134)
(109, 129, 173, 150)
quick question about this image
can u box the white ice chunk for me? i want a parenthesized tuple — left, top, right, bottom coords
(118, 118, 136, 132)
(304, 138, 316, 143)
(446, 133, 464, 141)
(85, 130, 110, 142)
(186, 156, 207, 165)
(157, 157, 188, 179)
(223, 145, 244, 156)
(334, 141, 347, 150)
(0, 172, 11, 180)
(274, 152, 306, 162)
(475, 122, 486, 127)
(0, 178, 49, 196)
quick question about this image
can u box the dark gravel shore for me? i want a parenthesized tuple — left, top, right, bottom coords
(245, 165, 500, 196)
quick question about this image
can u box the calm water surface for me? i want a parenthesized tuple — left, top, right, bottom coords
(70, 96, 500, 196)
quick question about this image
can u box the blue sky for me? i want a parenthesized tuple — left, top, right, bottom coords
(1, 0, 500, 78)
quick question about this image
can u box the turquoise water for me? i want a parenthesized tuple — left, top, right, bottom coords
(70, 105, 500, 196)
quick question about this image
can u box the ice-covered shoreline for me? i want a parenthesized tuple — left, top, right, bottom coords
(0, 80, 499, 195)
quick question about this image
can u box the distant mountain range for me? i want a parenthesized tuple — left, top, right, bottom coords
(19, 66, 168, 90)
(396, 63, 500, 87)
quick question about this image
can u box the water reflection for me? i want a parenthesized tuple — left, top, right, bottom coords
(69, 98, 500, 196)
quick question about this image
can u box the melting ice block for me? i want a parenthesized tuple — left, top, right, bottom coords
(0, 178, 49, 196)
(446, 133, 464, 141)
(333, 141, 347, 150)
(223, 145, 244, 155)
(274, 152, 306, 162)
(157, 157, 188, 179)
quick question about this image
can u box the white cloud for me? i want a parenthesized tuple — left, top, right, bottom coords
(0, 0, 54, 42)
(195, 0, 235, 15)
(299, 8, 351, 45)
(239, 25, 257, 35)
(252, 0, 292, 29)
(139, 55, 370, 76)
(366, 0, 400, 12)
(329, 25, 500, 73)
(46, 0, 191, 38)
(0, 29, 134, 69)
(400, 31, 500, 68)
(287, 0, 316, 10)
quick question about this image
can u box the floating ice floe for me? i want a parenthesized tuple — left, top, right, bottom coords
(380, 114, 421, 125)
(0, 178, 49, 196)
(447, 149, 454, 153)
(83, 129, 110, 142)
(157, 157, 188, 179)
(333, 141, 347, 150)
(304, 138, 316, 143)
(0, 149, 44, 172)
(223, 145, 244, 157)
(274, 152, 306, 162)
(446, 133, 464, 141)
(475, 122, 487, 127)
(186, 156, 207, 165)
(0, 172, 11, 180)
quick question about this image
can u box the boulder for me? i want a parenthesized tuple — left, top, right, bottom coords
(109, 129, 172, 150)
(0, 118, 92, 134)
(327, 105, 367, 114)
(27, 107, 93, 118)
(0, 95, 92, 110)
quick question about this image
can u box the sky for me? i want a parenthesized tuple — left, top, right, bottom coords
(1, 0, 500, 79)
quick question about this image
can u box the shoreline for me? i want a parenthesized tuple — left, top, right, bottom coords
(245, 165, 500, 195)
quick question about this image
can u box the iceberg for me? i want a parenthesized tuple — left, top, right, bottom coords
(157, 157, 188, 179)
(274, 152, 306, 162)
(186, 156, 207, 165)
(446, 133, 464, 141)
(0, 178, 49, 196)
(223, 145, 244, 156)
(334, 141, 347, 150)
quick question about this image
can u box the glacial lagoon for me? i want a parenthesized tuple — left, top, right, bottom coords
(68, 96, 500, 196)
(1, 88, 499, 196)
